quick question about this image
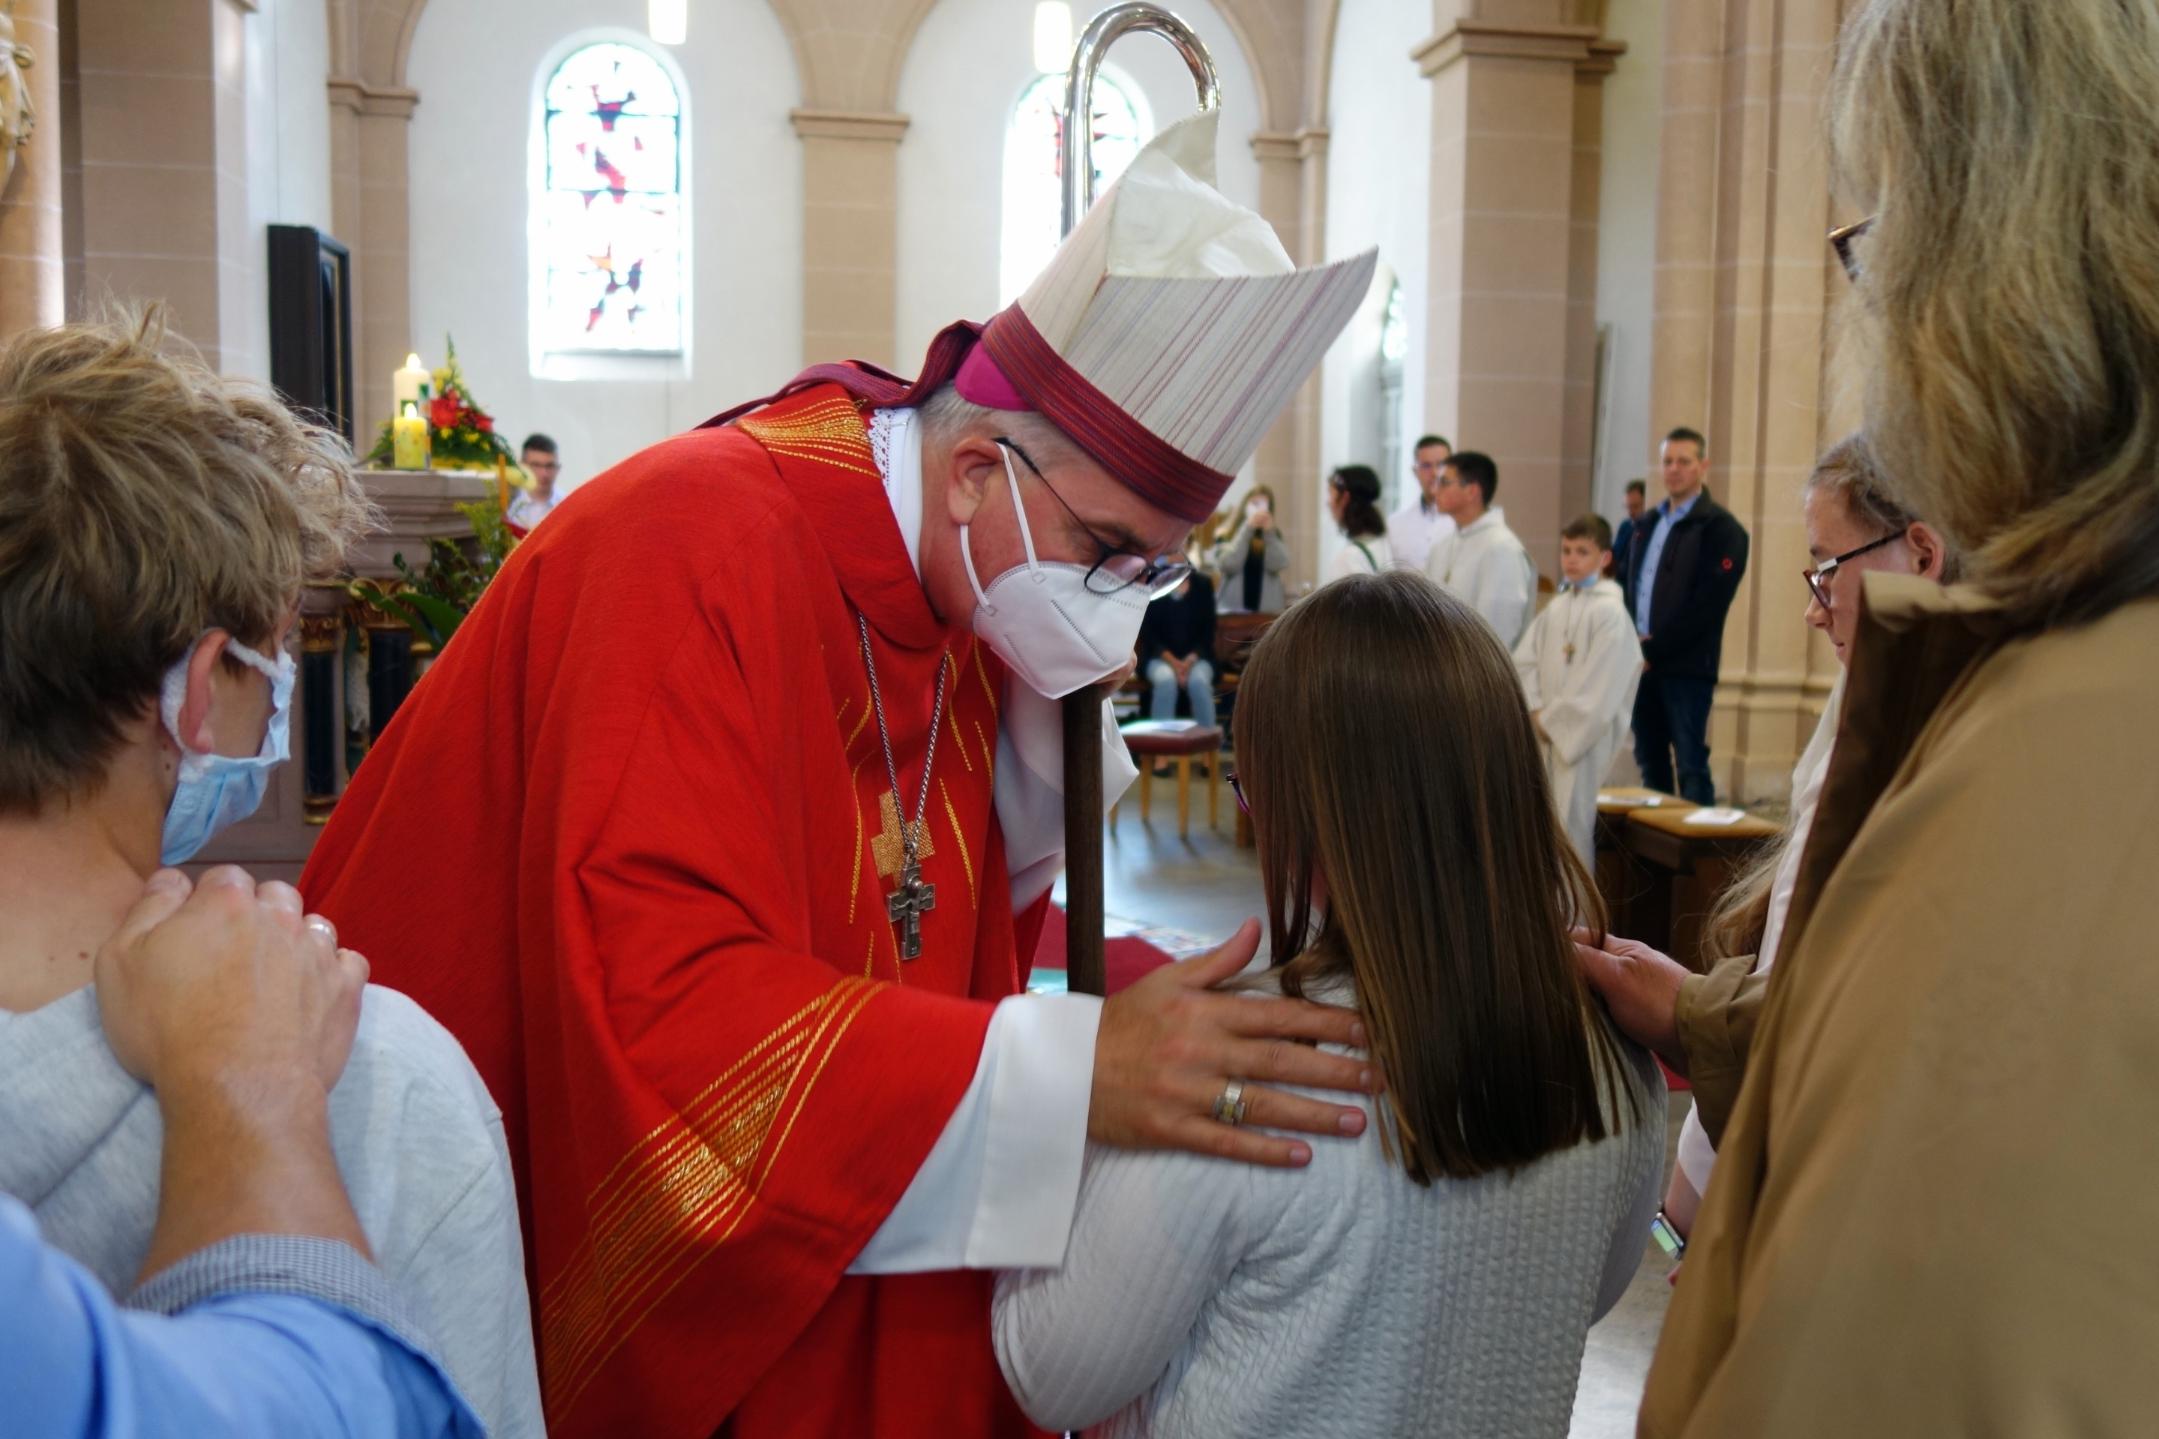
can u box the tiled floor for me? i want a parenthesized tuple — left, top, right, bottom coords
(1072, 788, 1676, 1439)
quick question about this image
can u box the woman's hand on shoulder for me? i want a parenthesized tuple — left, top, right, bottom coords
(1570, 929, 1688, 1073)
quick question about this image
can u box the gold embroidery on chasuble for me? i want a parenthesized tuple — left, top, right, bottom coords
(734, 394, 880, 476)
(937, 778, 978, 907)
(868, 788, 937, 878)
(537, 977, 882, 1419)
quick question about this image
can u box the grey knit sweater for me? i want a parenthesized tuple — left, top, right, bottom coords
(993, 986, 1662, 1437)
(0, 983, 543, 1437)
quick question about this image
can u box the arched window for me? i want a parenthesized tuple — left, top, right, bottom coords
(1378, 281, 1409, 506)
(533, 41, 685, 358)
(1000, 70, 1153, 304)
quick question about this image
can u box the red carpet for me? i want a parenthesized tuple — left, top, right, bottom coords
(1030, 904, 1179, 995)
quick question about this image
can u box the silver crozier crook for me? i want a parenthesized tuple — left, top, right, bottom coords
(1056, 5, 1220, 999)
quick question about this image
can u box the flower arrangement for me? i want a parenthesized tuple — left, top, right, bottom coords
(349, 496, 517, 650)
(365, 337, 525, 474)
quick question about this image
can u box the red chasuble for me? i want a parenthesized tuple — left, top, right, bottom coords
(304, 387, 1048, 1439)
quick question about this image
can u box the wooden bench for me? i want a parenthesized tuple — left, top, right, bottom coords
(1595, 788, 1781, 970)
(1114, 722, 1223, 839)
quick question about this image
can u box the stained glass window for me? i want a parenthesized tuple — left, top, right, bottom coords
(536, 42, 684, 354)
(1001, 70, 1153, 304)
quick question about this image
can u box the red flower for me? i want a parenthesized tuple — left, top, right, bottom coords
(429, 392, 461, 429)
(475, 413, 494, 434)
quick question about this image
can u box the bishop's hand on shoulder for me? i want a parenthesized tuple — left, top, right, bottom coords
(1088, 919, 1377, 1169)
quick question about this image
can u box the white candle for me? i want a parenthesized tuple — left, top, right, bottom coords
(393, 352, 430, 409)
(392, 404, 430, 470)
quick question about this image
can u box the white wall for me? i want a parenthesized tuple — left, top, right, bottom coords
(224, 0, 334, 382)
(892, 0, 1265, 371)
(1594, 0, 1662, 520)
(1316, 0, 1433, 576)
(405, 1, 801, 489)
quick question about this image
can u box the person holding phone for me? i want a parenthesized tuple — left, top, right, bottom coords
(1210, 484, 1291, 613)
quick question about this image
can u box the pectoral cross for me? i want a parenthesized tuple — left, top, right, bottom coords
(870, 792, 938, 961)
(886, 862, 936, 960)
(1564, 641, 1576, 663)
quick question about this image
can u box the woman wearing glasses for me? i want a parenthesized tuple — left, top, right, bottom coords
(1660, 435, 1953, 1241)
(992, 572, 1661, 1438)
(1573, 1, 2159, 1431)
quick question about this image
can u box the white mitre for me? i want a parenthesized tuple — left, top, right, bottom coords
(964, 109, 1377, 521)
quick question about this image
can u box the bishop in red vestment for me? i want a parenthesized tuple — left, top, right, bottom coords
(305, 113, 1377, 1437)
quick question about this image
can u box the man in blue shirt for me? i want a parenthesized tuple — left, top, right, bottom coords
(2, 868, 479, 1439)
(1623, 428, 1750, 804)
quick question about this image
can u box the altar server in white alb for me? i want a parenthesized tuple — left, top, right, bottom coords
(1514, 513, 1641, 867)
(1425, 450, 1538, 646)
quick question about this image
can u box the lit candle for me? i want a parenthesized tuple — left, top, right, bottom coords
(392, 402, 430, 470)
(393, 352, 430, 410)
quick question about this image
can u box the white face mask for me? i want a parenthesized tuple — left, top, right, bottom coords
(959, 443, 1151, 699)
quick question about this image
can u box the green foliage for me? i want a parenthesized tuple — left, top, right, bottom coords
(348, 497, 518, 649)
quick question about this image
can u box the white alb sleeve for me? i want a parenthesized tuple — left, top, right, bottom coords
(847, 991, 1101, 1274)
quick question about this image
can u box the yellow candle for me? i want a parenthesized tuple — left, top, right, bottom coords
(392, 404, 429, 469)
(393, 352, 430, 409)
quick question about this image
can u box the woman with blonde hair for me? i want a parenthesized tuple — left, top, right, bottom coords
(994, 571, 1660, 1438)
(0, 314, 542, 1434)
(1573, 1, 2159, 1431)
(1659, 434, 1951, 1237)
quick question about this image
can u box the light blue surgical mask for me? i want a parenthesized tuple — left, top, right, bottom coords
(158, 636, 295, 864)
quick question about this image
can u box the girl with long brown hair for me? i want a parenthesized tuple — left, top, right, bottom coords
(993, 570, 1658, 1438)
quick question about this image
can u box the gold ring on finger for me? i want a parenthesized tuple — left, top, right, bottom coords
(1211, 1078, 1247, 1126)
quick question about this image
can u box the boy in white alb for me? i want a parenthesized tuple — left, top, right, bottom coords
(1425, 451, 1537, 646)
(1514, 514, 1642, 867)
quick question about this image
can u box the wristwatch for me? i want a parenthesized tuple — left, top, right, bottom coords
(1649, 1207, 1687, 1261)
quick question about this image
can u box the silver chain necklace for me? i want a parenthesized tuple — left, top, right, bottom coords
(856, 612, 948, 960)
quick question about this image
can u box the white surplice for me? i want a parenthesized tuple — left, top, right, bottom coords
(1427, 507, 1539, 647)
(1513, 578, 1642, 868)
(1385, 499, 1454, 574)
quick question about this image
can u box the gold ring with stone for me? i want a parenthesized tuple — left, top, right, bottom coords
(1211, 1079, 1247, 1126)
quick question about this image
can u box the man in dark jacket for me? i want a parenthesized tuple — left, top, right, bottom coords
(1610, 478, 1647, 587)
(1625, 427, 1749, 804)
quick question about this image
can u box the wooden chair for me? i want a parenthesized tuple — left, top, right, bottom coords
(1113, 723, 1223, 839)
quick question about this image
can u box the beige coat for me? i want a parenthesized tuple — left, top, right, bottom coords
(1644, 575, 2159, 1436)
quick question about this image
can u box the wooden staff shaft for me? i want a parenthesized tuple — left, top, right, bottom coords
(1062, 685, 1108, 997)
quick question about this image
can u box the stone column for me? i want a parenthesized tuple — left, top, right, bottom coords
(330, 78, 417, 437)
(1417, 15, 1603, 577)
(68, 0, 265, 369)
(1562, 40, 1625, 529)
(71, 1, 222, 357)
(0, 0, 61, 335)
(1647, 0, 1719, 450)
(1249, 127, 1329, 580)
(1648, 0, 1845, 802)
(791, 109, 907, 370)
